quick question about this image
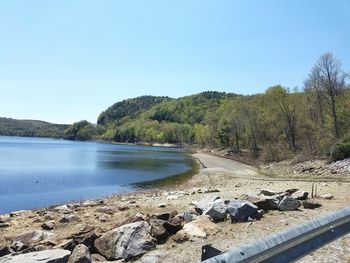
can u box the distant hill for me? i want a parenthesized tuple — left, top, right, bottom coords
(96, 91, 237, 143)
(97, 95, 172, 125)
(0, 118, 69, 138)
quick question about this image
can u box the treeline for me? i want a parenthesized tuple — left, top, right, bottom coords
(78, 52, 348, 161)
(0, 118, 69, 138)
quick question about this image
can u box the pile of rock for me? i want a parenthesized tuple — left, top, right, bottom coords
(193, 194, 263, 223)
(0, 188, 326, 263)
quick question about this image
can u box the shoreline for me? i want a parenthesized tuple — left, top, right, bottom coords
(1, 153, 349, 262)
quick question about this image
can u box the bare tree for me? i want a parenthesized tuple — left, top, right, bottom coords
(304, 66, 325, 126)
(266, 86, 297, 152)
(313, 53, 348, 138)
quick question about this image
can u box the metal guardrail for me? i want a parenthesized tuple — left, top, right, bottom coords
(202, 206, 350, 263)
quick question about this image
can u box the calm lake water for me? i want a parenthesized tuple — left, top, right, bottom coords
(0, 136, 196, 214)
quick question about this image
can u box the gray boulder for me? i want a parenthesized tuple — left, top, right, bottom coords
(194, 194, 221, 214)
(203, 199, 227, 222)
(292, 191, 309, 200)
(247, 196, 279, 211)
(94, 221, 156, 260)
(67, 244, 91, 263)
(226, 200, 258, 222)
(0, 249, 70, 263)
(278, 196, 301, 211)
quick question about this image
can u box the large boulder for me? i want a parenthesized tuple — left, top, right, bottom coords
(247, 196, 279, 211)
(226, 200, 258, 222)
(94, 221, 156, 260)
(278, 196, 301, 211)
(194, 194, 221, 214)
(203, 199, 227, 222)
(67, 244, 91, 263)
(0, 249, 70, 263)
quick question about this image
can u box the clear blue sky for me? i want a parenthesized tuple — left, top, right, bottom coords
(0, 1, 349, 124)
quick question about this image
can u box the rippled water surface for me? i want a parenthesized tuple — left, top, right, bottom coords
(0, 136, 195, 213)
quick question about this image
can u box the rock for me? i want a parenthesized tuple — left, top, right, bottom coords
(59, 214, 81, 223)
(13, 230, 54, 247)
(67, 203, 81, 210)
(151, 211, 177, 221)
(0, 249, 70, 263)
(67, 244, 92, 263)
(158, 203, 166, 208)
(137, 250, 166, 263)
(180, 211, 195, 223)
(194, 194, 221, 214)
(285, 188, 299, 195)
(0, 215, 10, 223)
(94, 221, 156, 260)
(179, 215, 218, 239)
(54, 239, 75, 251)
(82, 200, 103, 207)
(171, 231, 190, 243)
(292, 191, 309, 200)
(53, 205, 72, 214)
(9, 210, 31, 217)
(95, 206, 114, 215)
(278, 196, 301, 211)
(226, 200, 258, 222)
(259, 189, 278, 196)
(0, 246, 13, 257)
(42, 221, 55, 230)
(149, 219, 170, 244)
(203, 188, 220, 193)
(0, 222, 10, 228)
(303, 201, 322, 209)
(91, 253, 107, 262)
(71, 226, 99, 251)
(250, 209, 265, 220)
(117, 205, 129, 211)
(163, 216, 184, 235)
(203, 199, 227, 222)
(247, 196, 279, 211)
(321, 194, 334, 200)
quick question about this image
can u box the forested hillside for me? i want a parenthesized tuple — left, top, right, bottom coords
(88, 53, 349, 161)
(97, 96, 171, 125)
(0, 118, 69, 138)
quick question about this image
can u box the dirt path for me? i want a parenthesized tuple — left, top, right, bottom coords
(193, 153, 259, 177)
